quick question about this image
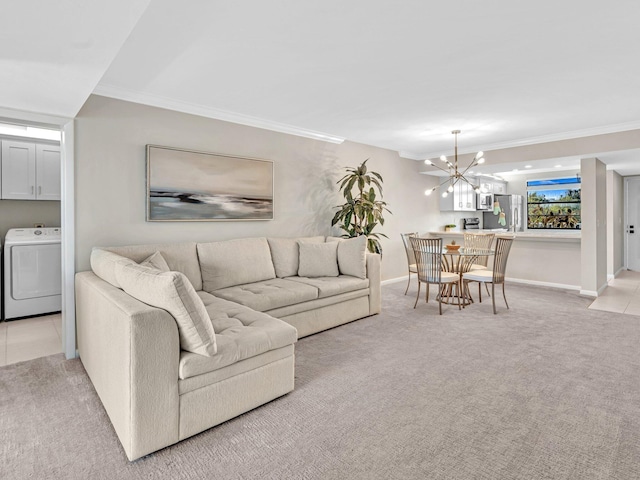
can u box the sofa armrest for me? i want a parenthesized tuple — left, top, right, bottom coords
(75, 271, 180, 460)
(366, 253, 381, 314)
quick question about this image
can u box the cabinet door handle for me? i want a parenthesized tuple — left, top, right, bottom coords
(31, 186, 34, 194)
(38, 186, 41, 195)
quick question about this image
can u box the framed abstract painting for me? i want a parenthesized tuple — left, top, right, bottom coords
(146, 145, 274, 221)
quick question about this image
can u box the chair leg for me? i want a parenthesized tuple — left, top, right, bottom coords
(492, 283, 497, 314)
(438, 284, 443, 315)
(414, 281, 421, 309)
(457, 280, 461, 310)
(478, 282, 483, 303)
(404, 272, 411, 295)
(426, 282, 430, 302)
(485, 283, 491, 297)
(502, 282, 509, 309)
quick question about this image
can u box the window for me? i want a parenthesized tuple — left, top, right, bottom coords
(527, 177, 581, 229)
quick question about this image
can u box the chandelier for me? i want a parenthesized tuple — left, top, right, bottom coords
(424, 130, 485, 197)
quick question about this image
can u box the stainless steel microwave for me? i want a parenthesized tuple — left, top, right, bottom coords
(476, 193, 493, 211)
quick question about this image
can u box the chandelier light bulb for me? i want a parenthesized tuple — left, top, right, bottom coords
(440, 155, 447, 162)
(424, 189, 433, 196)
(477, 158, 485, 164)
(475, 151, 484, 160)
(424, 159, 433, 165)
(442, 191, 448, 198)
(474, 187, 481, 194)
(447, 184, 454, 193)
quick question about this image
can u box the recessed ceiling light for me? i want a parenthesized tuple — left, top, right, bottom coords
(554, 164, 562, 168)
(524, 165, 532, 169)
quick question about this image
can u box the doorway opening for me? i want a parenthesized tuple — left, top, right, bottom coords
(0, 119, 72, 366)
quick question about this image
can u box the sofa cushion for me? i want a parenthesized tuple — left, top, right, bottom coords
(326, 236, 368, 279)
(178, 292, 298, 379)
(140, 251, 171, 272)
(285, 275, 369, 299)
(114, 262, 217, 357)
(211, 278, 319, 312)
(90, 249, 136, 288)
(298, 241, 339, 277)
(267, 236, 325, 278)
(198, 237, 276, 291)
(104, 242, 203, 290)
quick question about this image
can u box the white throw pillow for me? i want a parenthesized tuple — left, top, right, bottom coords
(140, 251, 171, 272)
(298, 241, 339, 277)
(90, 249, 136, 289)
(198, 237, 276, 291)
(114, 262, 217, 357)
(326, 236, 367, 279)
(267, 236, 325, 278)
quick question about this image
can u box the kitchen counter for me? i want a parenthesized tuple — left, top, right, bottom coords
(429, 230, 581, 242)
(428, 229, 581, 289)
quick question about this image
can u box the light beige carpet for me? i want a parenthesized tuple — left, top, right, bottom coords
(2, 282, 640, 479)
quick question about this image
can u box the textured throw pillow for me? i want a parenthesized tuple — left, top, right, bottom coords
(140, 251, 171, 272)
(267, 236, 325, 278)
(326, 236, 368, 279)
(298, 241, 339, 277)
(90, 249, 136, 289)
(114, 262, 217, 357)
(198, 238, 276, 291)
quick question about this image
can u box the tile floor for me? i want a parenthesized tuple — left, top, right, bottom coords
(589, 270, 640, 316)
(0, 313, 62, 367)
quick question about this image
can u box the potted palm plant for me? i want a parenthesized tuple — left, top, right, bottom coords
(331, 159, 391, 254)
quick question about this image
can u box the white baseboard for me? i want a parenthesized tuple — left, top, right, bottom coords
(381, 275, 412, 286)
(504, 276, 581, 291)
(580, 283, 608, 297)
(580, 289, 598, 297)
(607, 267, 626, 282)
(383, 274, 581, 292)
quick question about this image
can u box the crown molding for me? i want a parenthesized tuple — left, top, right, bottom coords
(407, 121, 640, 161)
(92, 84, 346, 145)
(398, 150, 425, 161)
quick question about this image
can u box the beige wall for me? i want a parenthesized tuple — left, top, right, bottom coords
(580, 157, 608, 295)
(607, 170, 624, 277)
(0, 200, 60, 243)
(74, 95, 441, 281)
(439, 129, 640, 168)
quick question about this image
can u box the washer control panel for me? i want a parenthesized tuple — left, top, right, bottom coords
(5, 227, 62, 243)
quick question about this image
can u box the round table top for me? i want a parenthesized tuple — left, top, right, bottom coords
(442, 247, 494, 256)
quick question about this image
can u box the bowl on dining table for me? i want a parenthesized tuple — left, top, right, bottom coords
(445, 244, 461, 252)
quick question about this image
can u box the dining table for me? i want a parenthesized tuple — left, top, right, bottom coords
(439, 246, 495, 306)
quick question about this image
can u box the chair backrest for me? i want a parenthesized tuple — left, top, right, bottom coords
(401, 232, 418, 266)
(410, 236, 444, 283)
(464, 232, 495, 267)
(491, 236, 514, 283)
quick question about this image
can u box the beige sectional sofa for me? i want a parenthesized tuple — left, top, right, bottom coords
(75, 236, 381, 460)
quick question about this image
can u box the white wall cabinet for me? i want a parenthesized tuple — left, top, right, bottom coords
(480, 180, 507, 194)
(493, 181, 507, 194)
(1, 140, 60, 200)
(440, 178, 477, 211)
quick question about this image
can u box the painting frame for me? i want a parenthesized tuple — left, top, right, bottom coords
(146, 144, 274, 222)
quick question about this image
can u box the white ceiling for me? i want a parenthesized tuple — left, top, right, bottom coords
(5, 1, 640, 173)
(0, 1, 150, 119)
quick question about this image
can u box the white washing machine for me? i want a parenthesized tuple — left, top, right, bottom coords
(4, 227, 61, 320)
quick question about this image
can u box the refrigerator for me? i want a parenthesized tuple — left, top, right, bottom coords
(482, 194, 525, 232)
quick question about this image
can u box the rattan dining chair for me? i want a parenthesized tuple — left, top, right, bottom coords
(462, 236, 514, 314)
(410, 236, 461, 314)
(463, 232, 495, 298)
(401, 233, 418, 295)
